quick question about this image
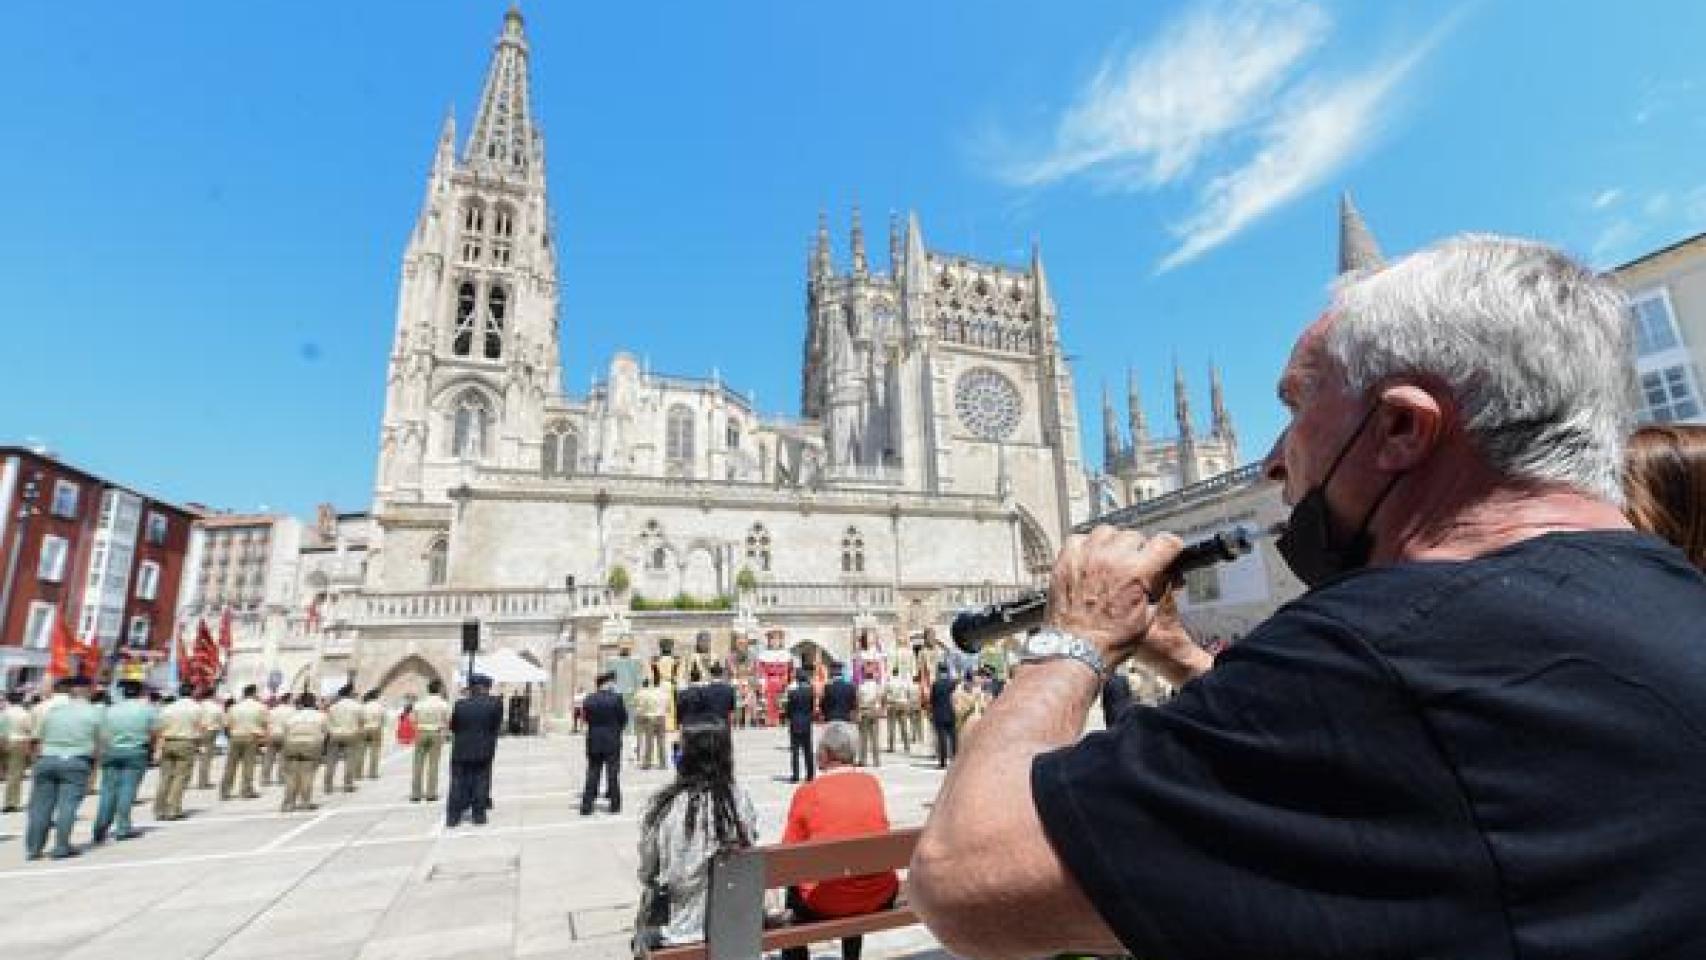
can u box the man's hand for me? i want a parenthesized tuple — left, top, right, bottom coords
(1046, 526, 1213, 684)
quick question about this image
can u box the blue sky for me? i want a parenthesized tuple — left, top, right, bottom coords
(3, 0, 1703, 516)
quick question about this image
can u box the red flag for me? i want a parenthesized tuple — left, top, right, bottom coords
(47, 607, 73, 681)
(176, 625, 194, 684)
(194, 618, 221, 688)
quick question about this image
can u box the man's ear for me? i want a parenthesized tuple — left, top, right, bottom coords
(1374, 383, 1445, 471)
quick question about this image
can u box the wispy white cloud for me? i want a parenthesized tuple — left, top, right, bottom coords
(996, 1, 1462, 273)
(1590, 188, 1623, 210)
(1585, 183, 1706, 267)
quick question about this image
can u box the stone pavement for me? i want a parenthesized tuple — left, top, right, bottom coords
(0, 728, 952, 959)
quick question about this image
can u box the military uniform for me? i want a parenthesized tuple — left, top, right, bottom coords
(221, 696, 267, 799)
(410, 693, 450, 801)
(883, 676, 913, 753)
(323, 696, 362, 792)
(856, 678, 884, 767)
(633, 685, 667, 769)
(359, 698, 386, 779)
(1, 699, 36, 811)
(94, 694, 157, 841)
(280, 704, 328, 812)
(195, 697, 223, 789)
(25, 694, 102, 859)
(263, 699, 294, 785)
(154, 697, 202, 819)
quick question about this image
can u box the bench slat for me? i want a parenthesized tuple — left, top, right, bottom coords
(759, 827, 921, 888)
(651, 909, 919, 960)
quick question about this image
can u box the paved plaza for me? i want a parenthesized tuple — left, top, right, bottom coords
(0, 728, 951, 959)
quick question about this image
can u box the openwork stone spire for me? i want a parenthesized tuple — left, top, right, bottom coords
(1338, 190, 1384, 275)
(1102, 383, 1123, 470)
(464, 5, 538, 176)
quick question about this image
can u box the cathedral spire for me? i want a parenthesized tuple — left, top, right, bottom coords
(1126, 366, 1148, 450)
(850, 204, 868, 276)
(1101, 383, 1123, 470)
(1210, 361, 1238, 464)
(889, 211, 903, 276)
(812, 209, 832, 279)
(1031, 240, 1055, 317)
(1338, 190, 1384, 275)
(464, 4, 538, 177)
(904, 211, 926, 284)
(1175, 359, 1200, 486)
(433, 105, 457, 178)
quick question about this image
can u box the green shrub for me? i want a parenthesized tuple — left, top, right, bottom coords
(606, 565, 631, 593)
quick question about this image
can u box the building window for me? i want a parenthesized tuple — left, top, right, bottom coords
(37, 535, 68, 582)
(665, 405, 695, 463)
(650, 547, 667, 571)
(136, 560, 161, 601)
(542, 424, 578, 477)
(1639, 364, 1703, 424)
(641, 519, 667, 571)
(450, 390, 490, 459)
(492, 205, 514, 267)
(841, 527, 865, 575)
(460, 202, 485, 264)
(50, 480, 79, 519)
(426, 538, 448, 587)
(484, 285, 507, 360)
(23, 601, 55, 650)
(745, 523, 772, 573)
(1632, 292, 1682, 358)
(146, 512, 169, 546)
(127, 615, 152, 647)
(726, 422, 741, 450)
(453, 281, 478, 357)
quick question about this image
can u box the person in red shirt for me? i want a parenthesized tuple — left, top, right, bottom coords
(780, 721, 899, 960)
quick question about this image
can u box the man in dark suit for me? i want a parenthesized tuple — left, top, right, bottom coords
(446, 674, 503, 827)
(703, 664, 737, 727)
(821, 663, 857, 723)
(784, 670, 817, 783)
(580, 671, 627, 815)
(675, 668, 707, 726)
(930, 664, 959, 769)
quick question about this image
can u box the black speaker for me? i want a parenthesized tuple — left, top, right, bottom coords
(461, 619, 480, 654)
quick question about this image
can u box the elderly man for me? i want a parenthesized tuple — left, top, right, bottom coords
(780, 721, 900, 960)
(911, 235, 1706, 960)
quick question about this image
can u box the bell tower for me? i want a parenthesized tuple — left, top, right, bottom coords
(374, 5, 563, 508)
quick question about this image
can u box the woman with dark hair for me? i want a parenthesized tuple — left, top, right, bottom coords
(1625, 424, 1706, 572)
(635, 721, 759, 950)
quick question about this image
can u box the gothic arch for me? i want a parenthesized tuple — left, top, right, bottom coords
(375, 655, 445, 702)
(1016, 506, 1054, 578)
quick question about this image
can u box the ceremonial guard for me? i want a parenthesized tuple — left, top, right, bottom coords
(411, 680, 451, 802)
(580, 671, 627, 815)
(220, 685, 266, 800)
(323, 686, 362, 793)
(24, 676, 100, 860)
(883, 672, 913, 754)
(359, 690, 386, 779)
(93, 679, 156, 843)
(195, 687, 223, 789)
(856, 671, 884, 767)
(1, 689, 35, 812)
(280, 693, 327, 813)
(154, 686, 202, 820)
(852, 630, 887, 686)
(263, 693, 294, 786)
(756, 631, 792, 727)
(784, 670, 817, 783)
(446, 674, 502, 827)
(653, 639, 681, 731)
(633, 679, 667, 770)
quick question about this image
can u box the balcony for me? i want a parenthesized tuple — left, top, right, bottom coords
(332, 585, 615, 627)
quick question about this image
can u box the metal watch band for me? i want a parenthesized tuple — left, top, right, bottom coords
(1022, 628, 1107, 682)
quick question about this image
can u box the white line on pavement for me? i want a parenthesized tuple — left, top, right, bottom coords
(258, 809, 330, 853)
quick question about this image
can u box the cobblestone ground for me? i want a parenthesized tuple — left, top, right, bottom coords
(0, 727, 951, 959)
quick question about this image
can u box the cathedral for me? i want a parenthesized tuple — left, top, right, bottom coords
(329, 7, 1094, 703)
(1093, 363, 1240, 511)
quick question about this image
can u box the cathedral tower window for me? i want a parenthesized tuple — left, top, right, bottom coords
(426, 538, 448, 587)
(453, 282, 478, 356)
(745, 523, 772, 573)
(450, 390, 490, 459)
(640, 520, 667, 571)
(542, 423, 577, 476)
(484, 285, 507, 359)
(492, 205, 515, 267)
(460, 202, 485, 264)
(840, 527, 865, 574)
(665, 404, 695, 465)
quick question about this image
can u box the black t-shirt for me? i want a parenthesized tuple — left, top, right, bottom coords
(1034, 531, 1706, 960)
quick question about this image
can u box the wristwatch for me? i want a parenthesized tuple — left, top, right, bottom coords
(1018, 627, 1107, 682)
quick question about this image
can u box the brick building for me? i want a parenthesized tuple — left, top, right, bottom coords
(0, 447, 197, 690)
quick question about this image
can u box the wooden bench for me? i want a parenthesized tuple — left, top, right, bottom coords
(651, 827, 923, 960)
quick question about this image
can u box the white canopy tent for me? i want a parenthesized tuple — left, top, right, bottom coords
(456, 648, 551, 686)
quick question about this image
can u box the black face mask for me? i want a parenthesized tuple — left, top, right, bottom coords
(1275, 405, 1402, 588)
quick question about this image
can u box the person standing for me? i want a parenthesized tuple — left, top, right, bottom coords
(674, 669, 708, 727)
(702, 664, 737, 728)
(580, 671, 627, 815)
(1, 689, 35, 812)
(220, 685, 267, 800)
(929, 665, 958, 769)
(153, 686, 202, 821)
(446, 674, 502, 827)
(784, 670, 817, 783)
(821, 665, 856, 724)
(280, 693, 327, 813)
(411, 680, 451, 803)
(323, 685, 362, 794)
(194, 687, 223, 789)
(610, 646, 643, 722)
(263, 693, 294, 786)
(24, 676, 102, 860)
(93, 680, 157, 843)
(634, 678, 667, 770)
(855, 673, 883, 768)
(882, 673, 911, 755)
(359, 690, 386, 779)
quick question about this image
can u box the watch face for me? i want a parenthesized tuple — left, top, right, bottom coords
(1023, 630, 1064, 658)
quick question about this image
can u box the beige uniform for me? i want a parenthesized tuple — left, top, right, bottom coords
(1, 703, 36, 810)
(323, 698, 363, 792)
(280, 707, 328, 812)
(359, 700, 386, 779)
(221, 698, 268, 799)
(195, 699, 223, 788)
(263, 702, 294, 785)
(883, 677, 913, 753)
(410, 694, 451, 801)
(154, 699, 204, 818)
(856, 680, 884, 767)
(633, 686, 667, 769)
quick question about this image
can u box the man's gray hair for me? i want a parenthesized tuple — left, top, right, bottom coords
(819, 721, 858, 764)
(1325, 235, 1634, 503)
